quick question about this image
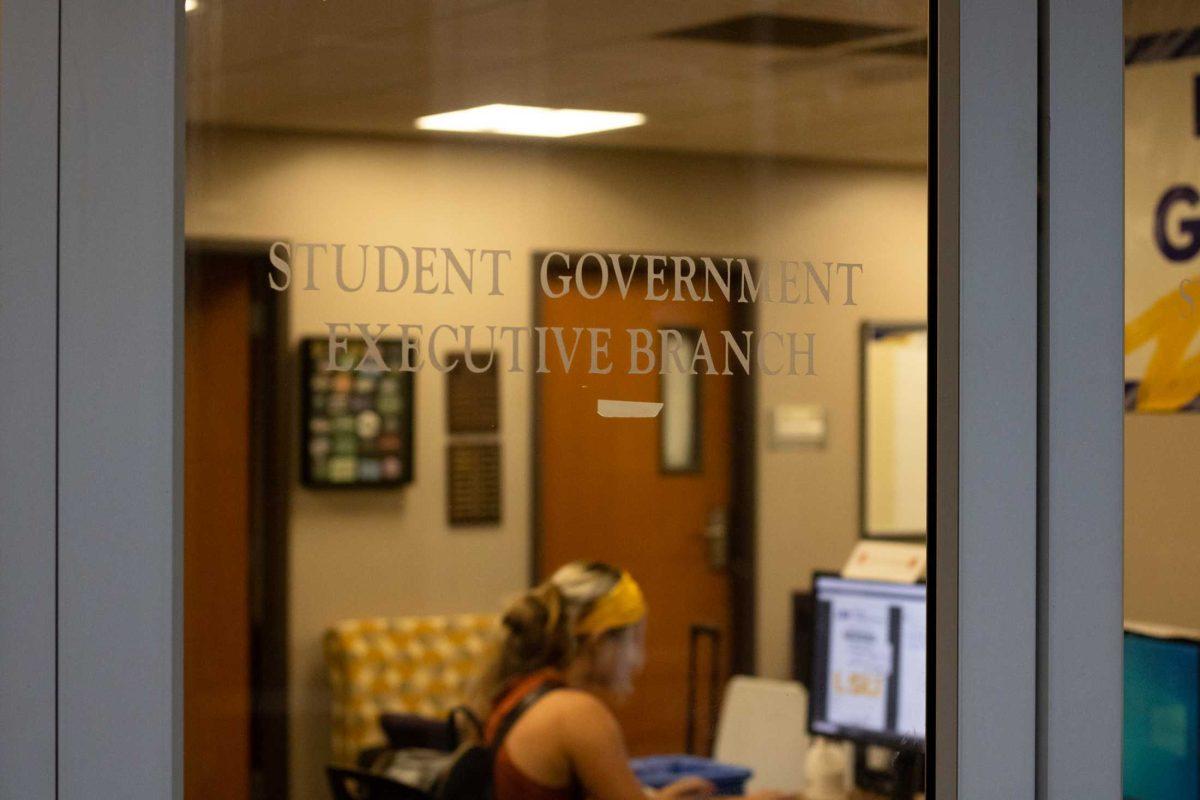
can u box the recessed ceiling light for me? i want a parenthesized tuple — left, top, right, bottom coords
(414, 104, 646, 138)
(184, 0, 200, 13)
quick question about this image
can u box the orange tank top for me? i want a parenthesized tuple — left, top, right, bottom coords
(486, 670, 582, 800)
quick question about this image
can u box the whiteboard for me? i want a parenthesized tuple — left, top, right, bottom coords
(862, 324, 928, 538)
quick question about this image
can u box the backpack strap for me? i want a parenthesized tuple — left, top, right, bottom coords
(484, 679, 584, 800)
(447, 705, 484, 748)
(489, 679, 563, 752)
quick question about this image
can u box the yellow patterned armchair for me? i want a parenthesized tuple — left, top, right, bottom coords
(324, 614, 501, 763)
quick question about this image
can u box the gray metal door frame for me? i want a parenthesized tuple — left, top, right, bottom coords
(935, 1, 1039, 797)
(1037, 2, 1125, 797)
(935, 2, 1124, 798)
(0, 0, 184, 797)
(0, 1, 60, 796)
(0, 1, 1123, 798)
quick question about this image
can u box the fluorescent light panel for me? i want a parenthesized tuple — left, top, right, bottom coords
(415, 104, 645, 138)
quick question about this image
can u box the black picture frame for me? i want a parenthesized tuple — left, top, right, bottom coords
(299, 336, 415, 488)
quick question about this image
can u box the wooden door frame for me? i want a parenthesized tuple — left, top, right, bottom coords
(529, 251, 759, 675)
(185, 239, 292, 800)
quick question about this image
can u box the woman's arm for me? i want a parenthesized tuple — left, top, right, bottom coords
(554, 692, 712, 800)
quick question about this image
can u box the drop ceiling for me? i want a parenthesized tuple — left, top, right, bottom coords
(186, 1, 930, 166)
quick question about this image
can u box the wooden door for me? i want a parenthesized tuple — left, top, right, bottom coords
(184, 254, 252, 800)
(538, 258, 734, 757)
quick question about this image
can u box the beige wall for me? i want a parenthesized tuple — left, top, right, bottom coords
(1125, 415, 1200, 629)
(185, 128, 926, 799)
(755, 172, 927, 679)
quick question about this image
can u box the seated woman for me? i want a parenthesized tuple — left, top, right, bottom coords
(477, 560, 794, 800)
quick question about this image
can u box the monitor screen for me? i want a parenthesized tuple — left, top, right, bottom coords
(808, 574, 926, 750)
(1124, 630, 1200, 800)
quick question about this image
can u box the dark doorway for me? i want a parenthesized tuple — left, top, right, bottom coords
(185, 242, 290, 799)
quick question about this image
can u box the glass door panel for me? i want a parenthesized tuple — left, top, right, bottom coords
(184, 2, 929, 797)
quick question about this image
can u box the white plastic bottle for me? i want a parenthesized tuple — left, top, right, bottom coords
(804, 737, 849, 800)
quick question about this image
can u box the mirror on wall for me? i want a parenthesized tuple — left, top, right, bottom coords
(860, 322, 928, 539)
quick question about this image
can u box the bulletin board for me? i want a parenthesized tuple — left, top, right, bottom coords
(300, 337, 414, 487)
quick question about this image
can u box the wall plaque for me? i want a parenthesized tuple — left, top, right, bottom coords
(446, 352, 500, 433)
(447, 443, 501, 525)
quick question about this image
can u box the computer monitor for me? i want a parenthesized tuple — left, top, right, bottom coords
(807, 573, 926, 752)
(1124, 626, 1200, 800)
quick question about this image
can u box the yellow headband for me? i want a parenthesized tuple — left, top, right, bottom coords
(576, 571, 647, 637)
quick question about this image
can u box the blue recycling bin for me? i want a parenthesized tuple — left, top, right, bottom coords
(630, 755, 753, 796)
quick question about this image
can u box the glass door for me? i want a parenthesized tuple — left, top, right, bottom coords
(183, 2, 930, 799)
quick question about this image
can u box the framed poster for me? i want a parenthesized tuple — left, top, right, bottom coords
(300, 337, 414, 487)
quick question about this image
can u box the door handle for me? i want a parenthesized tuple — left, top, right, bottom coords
(702, 506, 728, 570)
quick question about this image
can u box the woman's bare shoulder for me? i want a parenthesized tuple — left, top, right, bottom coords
(528, 690, 619, 734)
(538, 688, 619, 729)
(541, 691, 629, 759)
(509, 688, 622, 755)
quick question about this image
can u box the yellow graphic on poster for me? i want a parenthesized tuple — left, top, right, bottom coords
(1126, 57, 1200, 412)
(1126, 283, 1200, 411)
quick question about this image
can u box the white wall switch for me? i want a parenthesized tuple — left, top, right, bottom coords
(771, 404, 826, 448)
